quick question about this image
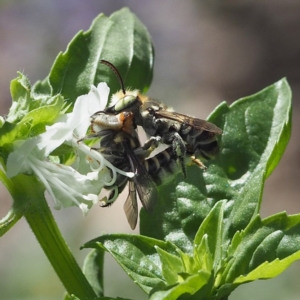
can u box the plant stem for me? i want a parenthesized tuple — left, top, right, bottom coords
(11, 174, 97, 299)
(0, 169, 23, 236)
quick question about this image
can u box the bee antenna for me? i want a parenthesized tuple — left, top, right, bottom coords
(101, 60, 126, 95)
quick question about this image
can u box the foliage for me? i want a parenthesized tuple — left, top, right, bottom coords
(0, 6, 297, 300)
(84, 78, 295, 300)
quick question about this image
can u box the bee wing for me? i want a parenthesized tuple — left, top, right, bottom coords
(123, 180, 138, 230)
(155, 110, 222, 134)
(123, 141, 157, 213)
(134, 171, 158, 213)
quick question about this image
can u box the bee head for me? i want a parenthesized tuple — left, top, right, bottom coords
(106, 89, 139, 113)
(101, 60, 141, 114)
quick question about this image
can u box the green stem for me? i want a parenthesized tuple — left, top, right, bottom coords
(0, 207, 22, 236)
(0, 169, 23, 236)
(10, 174, 97, 299)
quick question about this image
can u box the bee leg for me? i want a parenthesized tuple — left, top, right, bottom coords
(164, 132, 187, 178)
(143, 136, 162, 156)
(173, 137, 187, 178)
(143, 136, 162, 150)
(134, 136, 162, 159)
(190, 155, 207, 170)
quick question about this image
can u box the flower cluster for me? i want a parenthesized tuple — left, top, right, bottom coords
(6, 83, 128, 214)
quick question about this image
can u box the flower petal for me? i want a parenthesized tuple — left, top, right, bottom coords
(72, 82, 110, 138)
(7, 138, 41, 177)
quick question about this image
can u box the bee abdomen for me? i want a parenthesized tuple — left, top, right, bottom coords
(186, 130, 220, 159)
(144, 148, 180, 185)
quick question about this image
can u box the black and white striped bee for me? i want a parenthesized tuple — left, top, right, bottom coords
(80, 60, 222, 229)
(79, 110, 180, 229)
(101, 60, 222, 177)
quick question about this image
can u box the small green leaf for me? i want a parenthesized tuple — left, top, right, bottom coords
(234, 249, 300, 284)
(176, 249, 195, 275)
(7, 72, 32, 123)
(7, 73, 63, 125)
(82, 249, 105, 297)
(49, 8, 154, 107)
(0, 72, 64, 161)
(149, 271, 212, 300)
(32, 77, 52, 97)
(83, 234, 178, 293)
(263, 80, 292, 178)
(19, 94, 64, 135)
(155, 246, 183, 285)
(193, 200, 225, 271)
(224, 212, 300, 284)
(194, 235, 213, 274)
(0, 93, 64, 161)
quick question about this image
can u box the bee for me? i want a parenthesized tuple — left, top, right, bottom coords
(101, 60, 222, 177)
(79, 110, 179, 229)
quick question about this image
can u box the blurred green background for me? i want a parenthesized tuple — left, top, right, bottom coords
(1, 1, 300, 299)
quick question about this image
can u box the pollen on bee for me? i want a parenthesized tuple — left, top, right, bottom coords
(121, 113, 136, 135)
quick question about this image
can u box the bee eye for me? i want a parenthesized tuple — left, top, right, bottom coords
(115, 95, 137, 111)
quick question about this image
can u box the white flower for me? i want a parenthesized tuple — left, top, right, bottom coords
(37, 82, 110, 157)
(6, 82, 131, 214)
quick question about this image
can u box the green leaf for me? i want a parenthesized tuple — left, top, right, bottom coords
(83, 234, 179, 294)
(224, 212, 300, 284)
(149, 271, 212, 300)
(7, 72, 32, 123)
(140, 79, 292, 254)
(49, 8, 154, 107)
(80, 76, 292, 298)
(0, 93, 64, 160)
(82, 249, 105, 297)
(193, 235, 213, 275)
(32, 77, 52, 97)
(234, 250, 300, 284)
(0, 72, 64, 161)
(175, 248, 197, 277)
(7, 73, 63, 123)
(210, 212, 300, 298)
(155, 246, 184, 285)
(83, 219, 218, 298)
(193, 200, 225, 272)
(19, 94, 64, 135)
